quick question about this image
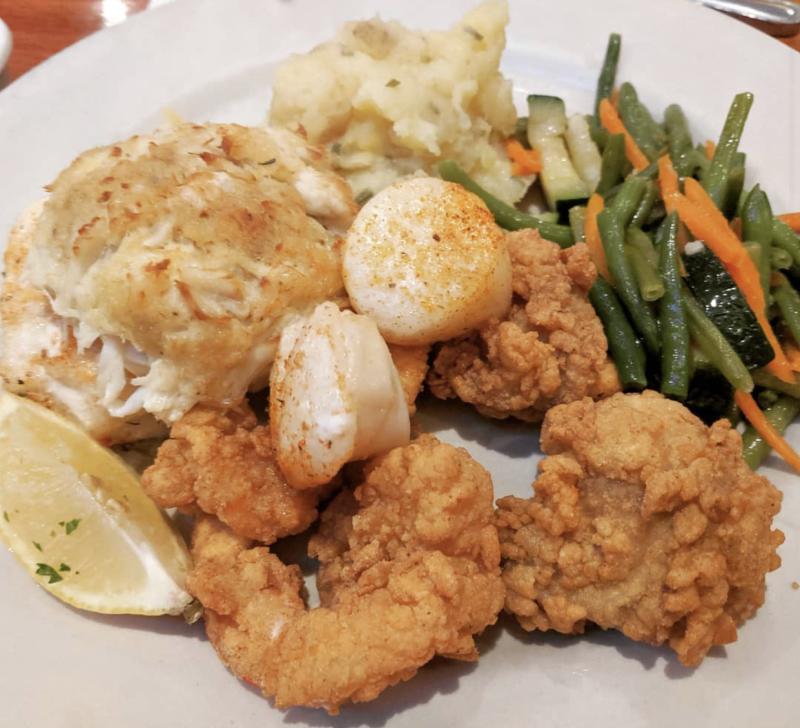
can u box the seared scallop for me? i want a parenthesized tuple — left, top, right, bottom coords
(343, 176, 512, 346)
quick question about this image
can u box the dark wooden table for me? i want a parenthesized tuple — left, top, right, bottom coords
(0, 0, 151, 83)
(1, 0, 798, 83)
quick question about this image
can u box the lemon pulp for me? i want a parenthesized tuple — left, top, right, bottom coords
(0, 390, 192, 615)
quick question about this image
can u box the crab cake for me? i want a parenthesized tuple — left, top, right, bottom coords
(0, 123, 355, 441)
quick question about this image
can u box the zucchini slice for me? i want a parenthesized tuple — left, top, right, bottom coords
(527, 95, 589, 217)
(527, 95, 567, 138)
(683, 244, 772, 368)
(565, 114, 602, 191)
(685, 365, 734, 425)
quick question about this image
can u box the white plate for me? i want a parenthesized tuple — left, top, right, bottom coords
(0, 1, 798, 726)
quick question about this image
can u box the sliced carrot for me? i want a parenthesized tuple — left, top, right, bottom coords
(598, 98, 649, 172)
(657, 154, 680, 212)
(735, 391, 800, 474)
(505, 139, 542, 176)
(585, 193, 611, 281)
(610, 87, 620, 109)
(704, 140, 716, 160)
(730, 217, 742, 238)
(785, 343, 800, 372)
(778, 213, 800, 233)
(657, 154, 689, 250)
(675, 178, 794, 382)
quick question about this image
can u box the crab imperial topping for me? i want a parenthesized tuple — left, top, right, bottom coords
(3, 122, 355, 436)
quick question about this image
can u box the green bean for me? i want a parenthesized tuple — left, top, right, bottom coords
(589, 278, 648, 390)
(745, 242, 770, 312)
(596, 133, 626, 195)
(438, 161, 574, 247)
(626, 244, 664, 302)
(602, 161, 660, 200)
(770, 246, 793, 270)
(682, 286, 754, 392)
(626, 227, 658, 266)
(741, 395, 800, 469)
(773, 277, 800, 347)
(617, 83, 666, 161)
(741, 185, 774, 246)
(723, 151, 746, 219)
(723, 398, 742, 427)
(757, 389, 780, 410)
(772, 218, 800, 267)
(586, 114, 609, 151)
(608, 177, 647, 229)
(598, 209, 660, 352)
(657, 213, 689, 399)
(690, 345, 714, 373)
(629, 181, 658, 229)
(703, 92, 754, 210)
(664, 104, 694, 176)
(688, 146, 711, 180)
(568, 205, 586, 243)
(635, 160, 659, 180)
(736, 187, 749, 220)
(753, 370, 800, 399)
(646, 200, 667, 227)
(594, 32, 622, 118)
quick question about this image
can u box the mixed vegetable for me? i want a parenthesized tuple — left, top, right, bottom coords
(439, 32, 800, 474)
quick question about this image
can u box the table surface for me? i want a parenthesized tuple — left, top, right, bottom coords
(0, 0, 798, 84)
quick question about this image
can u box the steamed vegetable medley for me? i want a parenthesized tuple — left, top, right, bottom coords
(440, 33, 800, 473)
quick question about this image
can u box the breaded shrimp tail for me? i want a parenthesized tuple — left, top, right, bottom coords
(188, 435, 505, 714)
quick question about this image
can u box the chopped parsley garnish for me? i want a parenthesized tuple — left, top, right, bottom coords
(2, 511, 9, 523)
(58, 563, 71, 572)
(386, 78, 400, 88)
(260, 158, 276, 166)
(65, 518, 81, 535)
(35, 563, 63, 584)
(33, 541, 43, 552)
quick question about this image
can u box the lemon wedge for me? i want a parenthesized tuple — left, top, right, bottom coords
(0, 390, 192, 615)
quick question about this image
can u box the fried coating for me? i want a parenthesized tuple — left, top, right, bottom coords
(142, 403, 323, 544)
(497, 391, 784, 667)
(188, 435, 504, 713)
(388, 344, 430, 414)
(428, 229, 619, 421)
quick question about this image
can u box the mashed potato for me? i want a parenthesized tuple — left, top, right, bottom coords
(1, 123, 355, 439)
(269, 0, 527, 204)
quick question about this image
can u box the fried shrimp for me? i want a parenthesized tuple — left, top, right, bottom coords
(141, 403, 325, 544)
(428, 229, 619, 422)
(188, 435, 505, 714)
(497, 392, 784, 667)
